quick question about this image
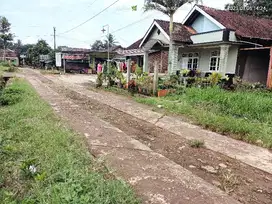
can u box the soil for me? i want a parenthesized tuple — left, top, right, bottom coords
(26, 70, 272, 204)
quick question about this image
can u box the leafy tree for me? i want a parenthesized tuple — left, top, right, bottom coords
(144, 0, 195, 74)
(91, 34, 119, 50)
(91, 40, 106, 50)
(0, 16, 13, 60)
(225, 0, 272, 19)
(26, 40, 52, 65)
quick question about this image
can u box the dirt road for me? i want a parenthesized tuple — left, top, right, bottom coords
(22, 69, 272, 204)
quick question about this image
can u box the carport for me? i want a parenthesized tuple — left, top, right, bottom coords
(237, 47, 272, 88)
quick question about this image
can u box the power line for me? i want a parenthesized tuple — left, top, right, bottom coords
(111, 14, 156, 34)
(58, 0, 120, 35)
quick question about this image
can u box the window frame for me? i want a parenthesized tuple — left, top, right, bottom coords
(180, 52, 199, 70)
(209, 50, 221, 72)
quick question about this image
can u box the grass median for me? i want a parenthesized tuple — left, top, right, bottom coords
(0, 79, 139, 203)
(135, 87, 272, 148)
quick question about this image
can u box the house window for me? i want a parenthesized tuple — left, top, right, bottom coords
(181, 52, 199, 70)
(209, 51, 220, 71)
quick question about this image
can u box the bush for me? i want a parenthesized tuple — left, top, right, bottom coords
(7, 66, 17, 72)
(95, 73, 104, 88)
(0, 85, 24, 106)
(0, 61, 10, 67)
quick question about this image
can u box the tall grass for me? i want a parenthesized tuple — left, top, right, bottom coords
(135, 87, 272, 148)
(0, 79, 139, 203)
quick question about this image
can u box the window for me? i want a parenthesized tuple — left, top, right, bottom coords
(180, 52, 199, 70)
(209, 50, 220, 71)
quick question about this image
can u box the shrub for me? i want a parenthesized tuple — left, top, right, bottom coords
(95, 73, 104, 88)
(0, 61, 10, 67)
(7, 66, 17, 72)
(128, 79, 137, 96)
(0, 76, 5, 91)
(209, 72, 222, 86)
(0, 85, 24, 106)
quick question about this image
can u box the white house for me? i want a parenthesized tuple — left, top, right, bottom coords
(128, 5, 272, 87)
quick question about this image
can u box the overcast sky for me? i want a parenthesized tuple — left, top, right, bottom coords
(1, 0, 232, 48)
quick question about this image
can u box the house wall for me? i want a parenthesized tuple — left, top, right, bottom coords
(148, 51, 168, 73)
(144, 27, 169, 46)
(191, 30, 223, 44)
(227, 45, 239, 73)
(178, 45, 239, 74)
(191, 14, 220, 33)
(237, 49, 269, 84)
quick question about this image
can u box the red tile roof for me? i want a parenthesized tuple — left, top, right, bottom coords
(155, 19, 193, 43)
(126, 38, 143, 50)
(0, 49, 17, 58)
(199, 5, 272, 40)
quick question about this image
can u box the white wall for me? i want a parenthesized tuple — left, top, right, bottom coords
(146, 27, 169, 45)
(178, 45, 239, 74)
(191, 30, 223, 44)
(191, 14, 220, 33)
(226, 45, 239, 73)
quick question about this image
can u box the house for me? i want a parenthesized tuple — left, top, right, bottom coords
(61, 47, 91, 73)
(0, 49, 19, 66)
(89, 46, 125, 72)
(130, 5, 272, 87)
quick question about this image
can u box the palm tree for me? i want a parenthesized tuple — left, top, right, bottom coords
(144, 0, 196, 73)
(105, 33, 119, 48)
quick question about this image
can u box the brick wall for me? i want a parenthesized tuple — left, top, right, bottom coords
(148, 51, 168, 73)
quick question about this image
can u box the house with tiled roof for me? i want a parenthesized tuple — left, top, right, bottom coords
(0, 49, 19, 66)
(126, 5, 272, 87)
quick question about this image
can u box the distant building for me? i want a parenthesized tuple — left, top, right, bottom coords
(0, 49, 19, 66)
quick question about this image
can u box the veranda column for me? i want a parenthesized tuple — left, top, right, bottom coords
(143, 51, 149, 73)
(170, 45, 179, 74)
(219, 45, 230, 74)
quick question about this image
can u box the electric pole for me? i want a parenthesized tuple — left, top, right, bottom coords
(53, 27, 56, 51)
(102, 25, 110, 72)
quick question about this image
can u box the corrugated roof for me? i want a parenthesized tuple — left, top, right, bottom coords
(199, 5, 272, 40)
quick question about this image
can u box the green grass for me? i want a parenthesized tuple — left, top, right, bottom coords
(189, 140, 205, 148)
(135, 87, 272, 148)
(0, 65, 9, 74)
(0, 79, 139, 204)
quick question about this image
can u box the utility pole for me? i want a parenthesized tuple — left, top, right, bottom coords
(102, 25, 110, 72)
(53, 27, 56, 51)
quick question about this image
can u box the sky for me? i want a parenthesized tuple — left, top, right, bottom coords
(1, 0, 232, 48)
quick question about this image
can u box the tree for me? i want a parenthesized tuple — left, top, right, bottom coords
(0, 16, 13, 60)
(144, 0, 194, 74)
(91, 40, 106, 50)
(105, 33, 118, 48)
(26, 40, 52, 65)
(225, 0, 272, 19)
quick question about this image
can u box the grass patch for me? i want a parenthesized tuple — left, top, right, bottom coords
(134, 87, 272, 148)
(0, 79, 139, 203)
(189, 140, 205, 148)
(0, 65, 9, 74)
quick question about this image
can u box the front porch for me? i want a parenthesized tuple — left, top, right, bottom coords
(175, 43, 239, 77)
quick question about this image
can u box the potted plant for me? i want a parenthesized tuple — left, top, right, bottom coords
(181, 69, 189, 77)
(158, 85, 168, 97)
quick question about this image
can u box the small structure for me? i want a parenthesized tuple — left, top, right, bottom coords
(89, 46, 126, 73)
(61, 47, 91, 74)
(0, 49, 19, 66)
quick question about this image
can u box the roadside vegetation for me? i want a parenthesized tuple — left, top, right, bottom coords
(135, 87, 272, 148)
(0, 79, 139, 203)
